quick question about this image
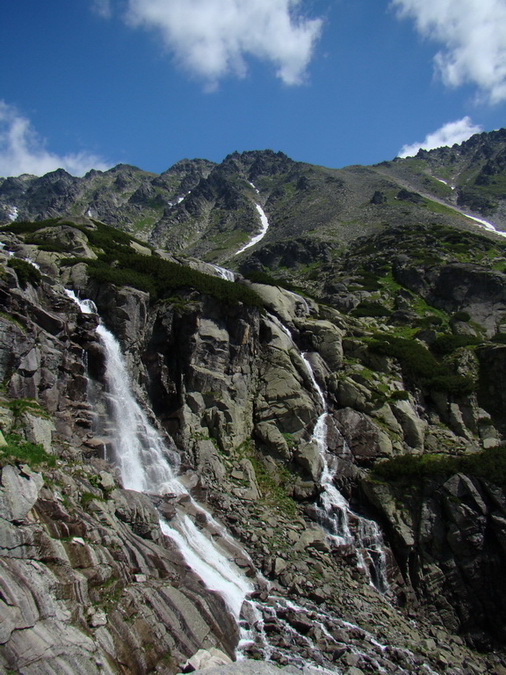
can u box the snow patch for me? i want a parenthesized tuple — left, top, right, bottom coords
(6, 206, 18, 222)
(234, 184, 270, 255)
(463, 212, 506, 238)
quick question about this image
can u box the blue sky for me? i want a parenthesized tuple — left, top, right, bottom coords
(0, 0, 505, 177)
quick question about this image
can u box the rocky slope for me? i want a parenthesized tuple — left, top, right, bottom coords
(1, 131, 506, 673)
(1, 211, 506, 674)
(2, 129, 506, 264)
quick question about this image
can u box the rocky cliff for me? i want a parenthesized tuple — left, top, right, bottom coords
(0, 212, 506, 674)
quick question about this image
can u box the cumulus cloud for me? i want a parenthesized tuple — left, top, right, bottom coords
(392, 0, 506, 103)
(0, 101, 110, 177)
(125, 0, 322, 87)
(398, 116, 483, 157)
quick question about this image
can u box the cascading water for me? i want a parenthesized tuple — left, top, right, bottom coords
(65, 290, 255, 627)
(60, 291, 447, 674)
(303, 351, 388, 591)
(304, 351, 388, 591)
(267, 309, 388, 591)
(207, 263, 236, 282)
(95, 323, 184, 495)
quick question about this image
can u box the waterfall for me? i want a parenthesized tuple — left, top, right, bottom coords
(266, 309, 388, 590)
(95, 324, 184, 495)
(65, 289, 255, 624)
(207, 263, 236, 282)
(301, 350, 388, 590)
(60, 291, 449, 673)
(301, 352, 353, 547)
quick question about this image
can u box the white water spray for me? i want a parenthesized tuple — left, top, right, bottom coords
(208, 263, 236, 282)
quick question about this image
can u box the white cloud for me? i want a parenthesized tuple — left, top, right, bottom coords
(0, 101, 110, 177)
(398, 116, 483, 157)
(125, 0, 322, 87)
(392, 0, 506, 103)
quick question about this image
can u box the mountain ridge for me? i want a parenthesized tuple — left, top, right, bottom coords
(2, 130, 506, 265)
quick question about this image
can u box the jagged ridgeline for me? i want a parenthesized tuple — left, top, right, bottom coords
(1, 130, 506, 674)
(2, 129, 506, 260)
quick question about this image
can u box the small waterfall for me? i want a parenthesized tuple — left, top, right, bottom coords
(301, 351, 388, 590)
(208, 263, 236, 282)
(301, 352, 352, 547)
(267, 309, 388, 590)
(303, 352, 388, 591)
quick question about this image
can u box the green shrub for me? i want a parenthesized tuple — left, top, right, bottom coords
(242, 269, 306, 295)
(24, 236, 69, 253)
(89, 252, 264, 309)
(451, 311, 471, 323)
(8, 258, 42, 289)
(351, 301, 390, 318)
(369, 335, 475, 395)
(0, 434, 55, 467)
(372, 445, 506, 488)
(87, 261, 157, 296)
(390, 390, 410, 401)
(431, 334, 482, 355)
(369, 336, 439, 378)
(354, 272, 382, 291)
(84, 222, 134, 252)
(427, 373, 475, 394)
(416, 315, 444, 328)
(1, 219, 59, 235)
(372, 453, 456, 483)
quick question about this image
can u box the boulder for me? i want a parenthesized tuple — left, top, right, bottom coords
(333, 408, 393, 466)
(0, 465, 44, 523)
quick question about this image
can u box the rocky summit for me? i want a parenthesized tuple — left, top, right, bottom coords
(1, 129, 506, 674)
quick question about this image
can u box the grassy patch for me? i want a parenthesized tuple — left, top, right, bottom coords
(0, 433, 55, 468)
(250, 456, 298, 516)
(1, 398, 50, 421)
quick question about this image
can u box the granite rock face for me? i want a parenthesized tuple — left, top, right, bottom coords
(0, 227, 506, 674)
